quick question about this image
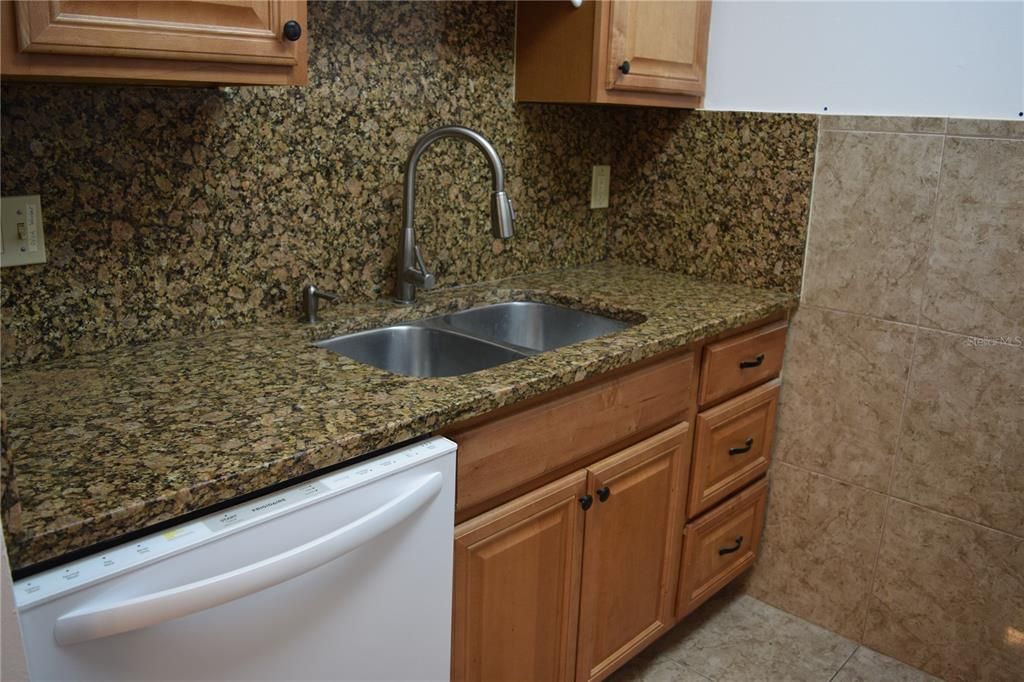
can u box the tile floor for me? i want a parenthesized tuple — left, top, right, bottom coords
(610, 591, 941, 682)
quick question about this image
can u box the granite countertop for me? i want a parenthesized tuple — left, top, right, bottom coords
(1, 262, 797, 573)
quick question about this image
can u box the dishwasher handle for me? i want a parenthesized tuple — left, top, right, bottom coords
(54, 472, 444, 646)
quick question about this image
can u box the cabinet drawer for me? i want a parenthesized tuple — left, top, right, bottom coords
(451, 352, 694, 520)
(688, 380, 779, 518)
(676, 478, 767, 618)
(698, 321, 787, 407)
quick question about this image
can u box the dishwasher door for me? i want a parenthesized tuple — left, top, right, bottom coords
(15, 438, 456, 682)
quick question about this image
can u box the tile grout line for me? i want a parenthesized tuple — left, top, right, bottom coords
(795, 302, 1022, 348)
(910, 126, 948, 329)
(857, 305, 922, 641)
(827, 644, 861, 682)
(797, 116, 826, 306)
(773, 459, 1024, 540)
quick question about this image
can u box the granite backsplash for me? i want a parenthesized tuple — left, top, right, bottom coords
(608, 109, 818, 294)
(0, 1, 816, 368)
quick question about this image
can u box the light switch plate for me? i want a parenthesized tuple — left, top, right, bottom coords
(590, 165, 610, 209)
(1, 195, 47, 268)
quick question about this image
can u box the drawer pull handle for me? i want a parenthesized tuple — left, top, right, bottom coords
(597, 486, 611, 502)
(580, 495, 593, 511)
(739, 353, 765, 369)
(718, 536, 744, 555)
(729, 438, 754, 456)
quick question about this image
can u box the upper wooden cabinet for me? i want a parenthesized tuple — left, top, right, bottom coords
(516, 0, 711, 109)
(0, 0, 307, 85)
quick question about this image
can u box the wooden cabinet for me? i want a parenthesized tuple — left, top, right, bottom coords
(575, 425, 689, 682)
(452, 425, 690, 682)
(515, 0, 711, 109)
(676, 479, 768, 618)
(452, 471, 588, 682)
(449, 352, 694, 523)
(0, 0, 307, 85)
(698, 320, 788, 408)
(688, 379, 779, 517)
(450, 315, 789, 681)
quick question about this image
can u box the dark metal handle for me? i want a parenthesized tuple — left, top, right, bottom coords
(739, 353, 764, 369)
(283, 20, 302, 41)
(619, 60, 630, 74)
(596, 486, 610, 503)
(729, 438, 754, 456)
(579, 495, 593, 511)
(718, 536, 744, 555)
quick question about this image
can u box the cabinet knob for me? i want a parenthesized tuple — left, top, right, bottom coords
(579, 495, 594, 511)
(596, 486, 610, 502)
(283, 20, 302, 41)
(618, 60, 630, 75)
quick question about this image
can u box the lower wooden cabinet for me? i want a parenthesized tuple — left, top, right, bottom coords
(452, 471, 588, 682)
(575, 425, 689, 682)
(452, 423, 691, 682)
(676, 478, 768, 618)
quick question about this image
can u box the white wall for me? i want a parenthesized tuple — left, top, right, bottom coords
(705, 0, 1024, 120)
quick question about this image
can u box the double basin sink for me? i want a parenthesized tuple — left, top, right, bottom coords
(316, 302, 636, 377)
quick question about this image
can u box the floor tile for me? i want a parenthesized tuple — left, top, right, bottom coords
(653, 593, 857, 682)
(832, 646, 942, 682)
(745, 462, 888, 640)
(801, 130, 943, 323)
(609, 653, 713, 682)
(775, 306, 915, 492)
(864, 500, 1024, 682)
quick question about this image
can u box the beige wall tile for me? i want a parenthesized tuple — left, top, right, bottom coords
(775, 306, 916, 491)
(946, 118, 1024, 139)
(891, 329, 1024, 535)
(820, 116, 946, 134)
(864, 500, 1024, 682)
(802, 131, 943, 322)
(746, 462, 888, 639)
(833, 647, 942, 682)
(919, 136, 1024, 338)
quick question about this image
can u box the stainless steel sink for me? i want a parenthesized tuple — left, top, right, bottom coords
(315, 301, 638, 377)
(440, 302, 633, 352)
(315, 326, 526, 378)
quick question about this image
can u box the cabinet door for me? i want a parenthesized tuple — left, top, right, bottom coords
(604, 0, 710, 97)
(575, 423, 691, 682)
(12, 0, 303, 65)
(452, 471, 588, 682)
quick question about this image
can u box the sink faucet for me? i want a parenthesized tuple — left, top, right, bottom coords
(395, 125, 515, 304)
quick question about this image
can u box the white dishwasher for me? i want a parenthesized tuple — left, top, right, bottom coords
(12, 437, 456, 682)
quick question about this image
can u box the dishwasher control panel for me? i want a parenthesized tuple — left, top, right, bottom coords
(14, 437, 455, 609)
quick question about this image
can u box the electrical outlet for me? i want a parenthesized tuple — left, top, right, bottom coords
(590, 165, 610, 209)
(1, 195, 47, 268)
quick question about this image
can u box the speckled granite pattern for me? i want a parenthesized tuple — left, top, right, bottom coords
(607, 110, 817, 293)
(0, 0, 818, 369)
(0, 406, 20, 538)
(1, 263, 796, 571)
(0, 1, 614, 367)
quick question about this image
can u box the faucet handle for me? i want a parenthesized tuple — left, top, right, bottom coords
(413, 246, 436, 290)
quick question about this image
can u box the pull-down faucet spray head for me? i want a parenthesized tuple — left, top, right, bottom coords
(490, 190, 515, 239)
